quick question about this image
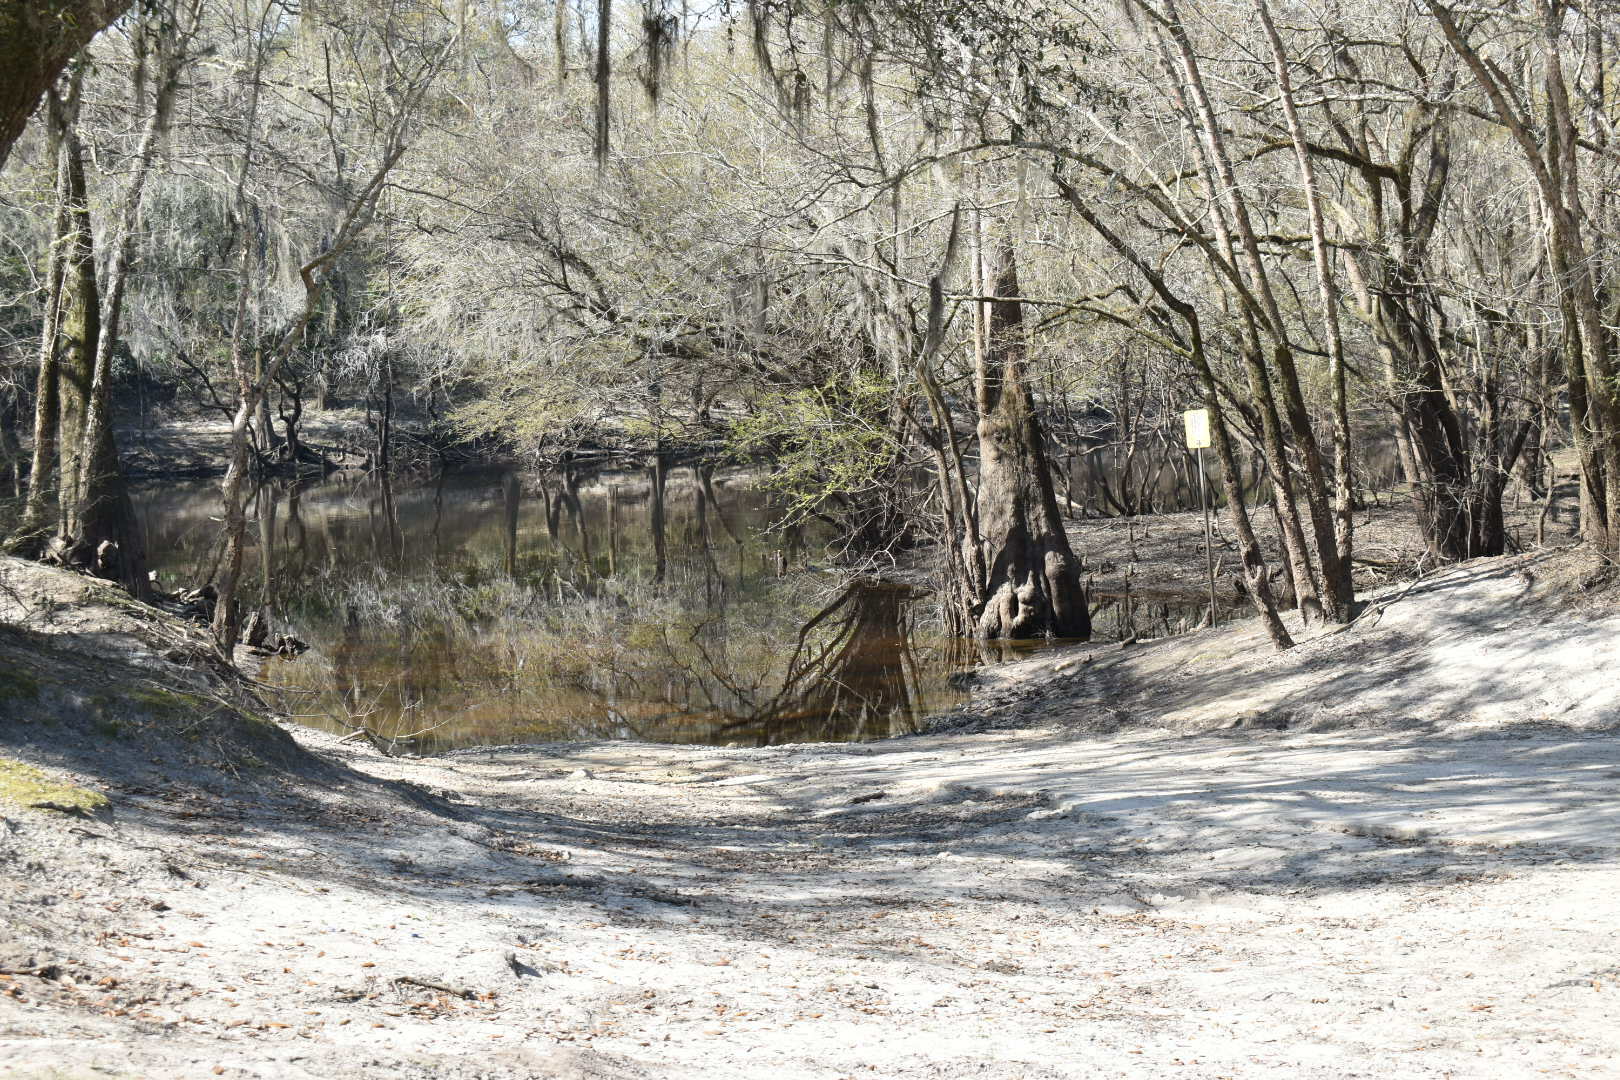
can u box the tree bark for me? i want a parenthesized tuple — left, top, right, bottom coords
(53, 119, 97, 544)
(594, 0, 611, 167)
(6, 88, 72, 555)
(0, 0, 133, 171)
(971, 244, 1090, 640)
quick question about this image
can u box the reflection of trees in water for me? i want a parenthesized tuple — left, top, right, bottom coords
(650, 454, 667, 583)
(539, 466, 594, 575)
(273, 561, 956, 751)
(722, 579, 927, 746)
(369, 473, 404, 565)
(501, 471, 519, 577)
(132, 467, 967, 748)
(1059, 437, 1408, 521)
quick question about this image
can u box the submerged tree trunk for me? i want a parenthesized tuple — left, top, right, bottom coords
(970, 245, 1090, 640)
(503, 470, 521, 578)
(563, 465, 593, 566)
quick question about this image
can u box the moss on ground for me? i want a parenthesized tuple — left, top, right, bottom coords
(0, 756, 109, 816)
(0, 666, 40, 701)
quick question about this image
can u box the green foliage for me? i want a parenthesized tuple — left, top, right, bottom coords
(728, 372, 901, 526)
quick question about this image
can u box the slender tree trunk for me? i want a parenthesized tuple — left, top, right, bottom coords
(1257, 0, 1354, 596)
(255, 352, 280, 465)
(213, 260, 256, 650)
(594, 0, 611, 167)
(7, 91, 72, 555)
(257, 480, 276, 611)
(554, 0, 569, 89)
(376, 352, 393, 473)
(54, 122, 97, 546)
(909, 274, 981, 638)
(1560, 287, 1607, 536)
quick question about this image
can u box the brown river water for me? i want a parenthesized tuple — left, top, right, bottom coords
(10, 445, 1258, 752)
(130, 464, 978, 751)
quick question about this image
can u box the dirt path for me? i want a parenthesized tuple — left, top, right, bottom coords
(3, 553, 1619, 1079)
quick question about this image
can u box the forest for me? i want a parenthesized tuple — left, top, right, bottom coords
(2, 0, 1620, 1076)
(4, 0, 1616, 644)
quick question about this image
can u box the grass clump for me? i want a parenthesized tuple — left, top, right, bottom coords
(0, 756, 110, 816)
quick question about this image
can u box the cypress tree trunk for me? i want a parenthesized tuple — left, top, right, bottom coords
(970, 245, 1090, 640)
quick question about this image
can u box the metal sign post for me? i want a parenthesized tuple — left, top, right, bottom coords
(1183, 409, 1217, 629)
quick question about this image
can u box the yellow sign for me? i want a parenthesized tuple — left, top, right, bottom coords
(1183, 408, 1212, 450)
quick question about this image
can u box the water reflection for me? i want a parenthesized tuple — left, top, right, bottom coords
(726, 579, 929, 745)
(130, 466, 967, 751)
(98, 447, 1275, 752)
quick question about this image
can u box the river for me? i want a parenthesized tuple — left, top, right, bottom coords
(132, 463, 974, 751)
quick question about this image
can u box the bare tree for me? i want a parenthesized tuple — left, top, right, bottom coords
(1425, 0, 1620, 553)
(210, 5, 454, 648)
